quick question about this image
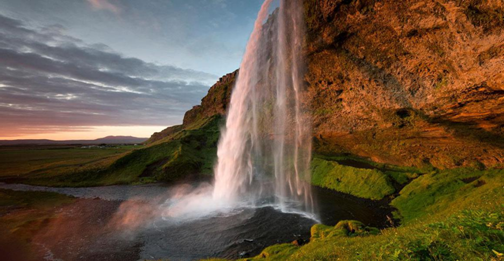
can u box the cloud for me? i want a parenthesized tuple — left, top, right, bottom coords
(86, 0, 121, 14)
(0, 14, 219, 137)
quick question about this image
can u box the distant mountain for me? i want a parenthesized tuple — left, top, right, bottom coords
(0, 136, 147, 145)
(94, 136, 147, 143)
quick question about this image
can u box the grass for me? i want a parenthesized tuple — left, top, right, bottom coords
(391, 168, 503, 224)
(0, 188, 74, 211)
(256, 244, 299, 260)
(239, 167, 504, 261)
(311, 220, 380, 240)
(0, 145, 137, 178)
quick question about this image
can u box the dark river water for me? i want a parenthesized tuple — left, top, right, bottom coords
(0, 182, 392, 261)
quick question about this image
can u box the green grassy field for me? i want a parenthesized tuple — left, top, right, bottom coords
(0, 145, 138, 178)
(0, 116, 222, 187)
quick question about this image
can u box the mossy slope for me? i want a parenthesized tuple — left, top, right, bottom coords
(23, 116, 222, 187)
(242, 168, 504, 261)
(311, 155, 420, 200)
(311, 157, 395, 200)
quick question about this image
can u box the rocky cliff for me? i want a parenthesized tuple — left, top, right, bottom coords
(158, 0, 504, 170)
(147, 70, 236, 144)
(183, 70, 237, 126)
(304, 0, 504, 169)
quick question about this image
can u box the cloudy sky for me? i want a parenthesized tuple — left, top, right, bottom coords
(0, 0, 263, 139)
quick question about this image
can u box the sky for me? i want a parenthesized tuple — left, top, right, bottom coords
(0, 0, 264, 140)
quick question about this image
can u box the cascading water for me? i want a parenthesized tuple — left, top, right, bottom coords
(213, 0, 313, 214)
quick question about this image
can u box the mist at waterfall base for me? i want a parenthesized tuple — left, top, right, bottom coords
(159, 0, 315, 226)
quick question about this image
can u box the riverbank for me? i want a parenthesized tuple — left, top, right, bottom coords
(0, 180, 398, 260)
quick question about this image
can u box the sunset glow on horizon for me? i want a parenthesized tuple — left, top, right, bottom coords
(0, 126, 167, 140)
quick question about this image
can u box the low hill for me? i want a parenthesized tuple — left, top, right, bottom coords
(0, 136, 147, 146)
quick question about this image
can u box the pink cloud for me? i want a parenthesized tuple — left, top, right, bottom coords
(86, 0, 121, 13)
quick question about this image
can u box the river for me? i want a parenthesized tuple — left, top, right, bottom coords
(0, 182, 392, 260)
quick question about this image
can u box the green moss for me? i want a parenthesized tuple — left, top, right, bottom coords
(334, 220, 375, 236)
(310, 224, 333, 240)
(255, 244, 298, 260)
(284, 208, 504, 260)
(391, 168, 504, 224)
(311, 157, 395, 200)
(310, 221, 379, 241)
(251, 168, 504, 260)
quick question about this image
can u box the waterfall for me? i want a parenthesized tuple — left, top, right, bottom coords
(213, 0, 313, 213)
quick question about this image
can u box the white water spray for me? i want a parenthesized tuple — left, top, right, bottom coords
(213, 0, 313, 213)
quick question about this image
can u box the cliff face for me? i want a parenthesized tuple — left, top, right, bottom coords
(150, 0, 504, 169)
(304, 0, 504, 168)
(183, 70, 237, 126)
(147, 70, 236, 144)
